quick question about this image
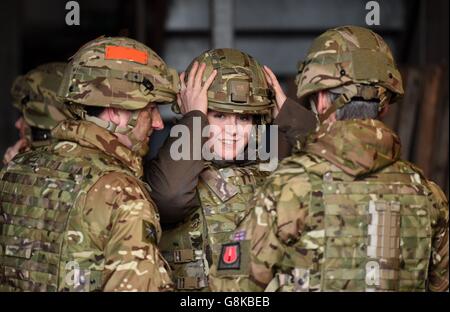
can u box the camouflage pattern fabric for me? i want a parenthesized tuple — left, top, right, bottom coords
(210, 119, 449, 292)
(56, 36, 179, 157)
(158, 48, 275, 291)
(58, 36, 179, 112)
(0, 120, 173, 291)
(11, 63, 70, 131)
(11, 76, 28, 111)
(159, 164, 269, 291)
(295, 26, 404, 122)
(173, 48, 275, 123)
(9, 63, 71, 148)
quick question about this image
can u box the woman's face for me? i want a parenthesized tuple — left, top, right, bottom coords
(206, 111, 253, 160)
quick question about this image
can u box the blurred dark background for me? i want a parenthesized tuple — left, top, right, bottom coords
(0, 0, 448, 195)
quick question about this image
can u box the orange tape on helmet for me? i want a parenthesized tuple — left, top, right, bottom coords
(105, 46, 148, 65)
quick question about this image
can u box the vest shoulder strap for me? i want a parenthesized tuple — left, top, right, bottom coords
(200, 166, 238, 202)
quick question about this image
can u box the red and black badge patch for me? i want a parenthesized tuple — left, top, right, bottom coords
(218, 242, 241, 270)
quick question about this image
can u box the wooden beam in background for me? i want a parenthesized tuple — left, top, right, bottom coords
(211, 0, 234, 48)
(0, 0, 22, 169)
(135, 0, 147, 43)
(397, 67, 422, 160)
(430, 65, 449, 196)
(147, 0, 168, 55)
(414, 65, 443, 178)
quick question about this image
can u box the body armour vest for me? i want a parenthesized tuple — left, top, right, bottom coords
(160, 164, 269, 291)
(0, 142, 134, 291)
(269, 153, 434, 292)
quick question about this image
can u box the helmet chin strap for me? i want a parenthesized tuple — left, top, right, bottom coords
(24, 125, 33, 145)
(317, 85, 390, 123)
(309, 98, 321, 126)
(83, 109, 149, 156)
(127, 130, 150, 157)
(318, 89, 353, 123)
(83, 110, 140, 134)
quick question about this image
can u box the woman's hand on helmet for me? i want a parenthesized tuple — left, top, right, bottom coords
(177, 61, 217, 115)
(263, 65, 287, 119)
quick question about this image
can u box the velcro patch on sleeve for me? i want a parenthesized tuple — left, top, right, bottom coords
(233, 230, 247, 241)
(105, 46, 148, 65)
(142, 220, 157, 245)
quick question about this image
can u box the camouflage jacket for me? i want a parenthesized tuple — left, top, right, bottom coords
(210, 119, 449, 292)
(0, 120, 173, 291)
(147, 98, 316, 225)
(159, 161, 269, 291)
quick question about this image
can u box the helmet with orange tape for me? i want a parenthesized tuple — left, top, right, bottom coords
(58, 36, 179, 134)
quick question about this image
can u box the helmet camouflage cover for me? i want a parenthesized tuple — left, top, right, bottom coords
(10, 62, 71, 130)
(10, 76, 26, 111)
(58, 36, 179, 112)
(177, 48, 275, 121)
(295, 25, 404, 121)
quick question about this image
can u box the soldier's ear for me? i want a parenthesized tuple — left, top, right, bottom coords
(150, 106, 164, 130)
(316, 91, 329, 115)
(105, 107, 121, 124)
(378, 104, 389, 118)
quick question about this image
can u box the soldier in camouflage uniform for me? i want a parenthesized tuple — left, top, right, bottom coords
(210, 26, 449, 292)
(3, 63, 70, 165)
(0, 36, 179, 291)
(147, 48, 316, 291)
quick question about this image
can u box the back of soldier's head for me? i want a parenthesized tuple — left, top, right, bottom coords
(295, 25, 404, 123)
(10, 62, 70, 145)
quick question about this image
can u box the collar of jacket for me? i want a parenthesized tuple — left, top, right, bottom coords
(305, 119, 401, 177)
(51, 119, 143, 177)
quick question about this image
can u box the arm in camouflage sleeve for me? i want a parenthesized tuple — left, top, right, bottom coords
(272, 98, 317, 160)
(427, 181, 449, 292)
(209, 171, 312, 291)
(209, 186, 284, 291)
(86, 173, 173, 292)
(145, 110, 209, 224)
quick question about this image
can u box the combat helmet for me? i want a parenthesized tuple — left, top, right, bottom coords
(175, 48, 275, 123)
(58, 36, 179, 134)
(295, 25, 404, 122)
(11, 76, 27, 111)
(10, 62, 71, 145)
